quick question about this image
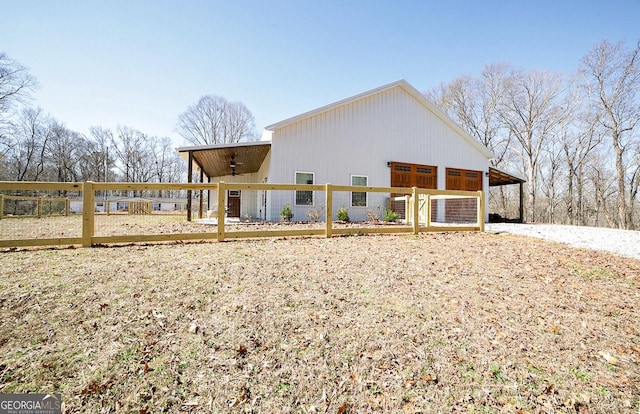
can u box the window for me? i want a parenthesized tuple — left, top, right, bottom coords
(351, 175, 367, 207)
(295, 172, 314, 205)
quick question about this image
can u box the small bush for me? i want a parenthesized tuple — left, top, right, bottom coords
(336, 206, 350, 222)
(280, 203, 294, 221)
(383, 209, 399, 222)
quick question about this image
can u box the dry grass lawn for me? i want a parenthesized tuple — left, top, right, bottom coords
(0, 232, 639, 413)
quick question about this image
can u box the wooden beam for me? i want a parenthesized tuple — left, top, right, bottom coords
(187, 151, 193, 221)
(325, 183, 333, 238)
(519, 182, 524, 223)
(217, 181, 226, 242)
(199, 168, 204, 219)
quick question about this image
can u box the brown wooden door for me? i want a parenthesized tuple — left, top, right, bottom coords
(446, 168, 483, 191)
(227, 190, 240, 217)
(391, 162, 437, 189)
(445, 168, 482, 222)
(390, 162, 437, 219)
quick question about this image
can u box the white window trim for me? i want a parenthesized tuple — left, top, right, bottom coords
(350, 174, 368, 207)
(295, 171, 315, 206)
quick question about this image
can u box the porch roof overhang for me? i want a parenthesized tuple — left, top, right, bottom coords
(176, 141, 271, 178)
(488, 167, 526, 187)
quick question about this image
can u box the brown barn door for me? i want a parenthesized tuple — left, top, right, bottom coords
(390, 162, 437, 219)
(445, 168, 482, 222)
(227, 190, 241, 217)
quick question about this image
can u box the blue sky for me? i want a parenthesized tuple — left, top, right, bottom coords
(1, 0, 638, 145)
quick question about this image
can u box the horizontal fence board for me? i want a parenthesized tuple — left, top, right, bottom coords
(93, 182, 218, 191)
(329, 185, 414, 194)
(225, 183, 326, 191)
(0, 237, 83, 248)
(331, 227, 414, 235)
(92, 233, 218, 244)
(0, 181, 83, 191)
(223, 229, 326, 239)
(420, 226, 480, 232)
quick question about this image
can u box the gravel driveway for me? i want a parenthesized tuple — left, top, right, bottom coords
(486, 223, 640, 260)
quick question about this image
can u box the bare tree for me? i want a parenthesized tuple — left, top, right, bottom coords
(428, 63, 512, 166)
(0, 53, 37, 117)
(561, 107, 603, 225)
(579, 40, 640, 229)
(110, 126, 154, 185)
(499, 69, 567, 222)
(0, 54, 38, 146)
(85, 126, 115, 182)
(148, 135, 186, 196)
(176, 95, 257, 145)
(4, 107, 50, 181)
(47, 121, 86, 182)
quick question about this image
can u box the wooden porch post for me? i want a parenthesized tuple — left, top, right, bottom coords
(187, 151, 193, 222)
(207, 176, 212, 211)
(199, 168, 204, 219)
(519, 182, 524, 223)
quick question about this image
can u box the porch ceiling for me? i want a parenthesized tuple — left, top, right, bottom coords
(488, 167, 525, 187)
(177, 141, 271, 178)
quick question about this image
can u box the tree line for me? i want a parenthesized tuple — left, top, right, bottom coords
(429, 40, 640, 230)
(0, 53, 257, 189)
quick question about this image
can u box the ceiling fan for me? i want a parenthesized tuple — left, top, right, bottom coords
(229, 155, 243, 176)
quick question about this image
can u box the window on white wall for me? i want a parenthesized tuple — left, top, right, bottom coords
(351, 175, 367, 207)
(295, 172, 314, 205)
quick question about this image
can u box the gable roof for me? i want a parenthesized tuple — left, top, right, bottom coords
(265, 79, 493, 159)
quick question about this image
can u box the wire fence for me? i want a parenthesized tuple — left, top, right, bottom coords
(0, 181, 484, 248)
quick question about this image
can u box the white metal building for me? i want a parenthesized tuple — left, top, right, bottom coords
(178, 80, 516, 222)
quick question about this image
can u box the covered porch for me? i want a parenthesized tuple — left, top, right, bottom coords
(176, 141, 271, 220)
(487, 166, 526, 223)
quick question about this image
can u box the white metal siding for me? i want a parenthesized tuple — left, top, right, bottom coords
(266, 85, 490, 221)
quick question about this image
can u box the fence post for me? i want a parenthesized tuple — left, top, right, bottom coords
(82, 181, 95, 247)
(65, 198, 70, 216)
(217, 181, 225, 242)
(0, 194, 3, 220)
(37, 197, 43, 218)
(325, 183, 333, 238)
(412, 187, 419, 235)
(426, 194, 431, 228)
(477, 191, 485, 232)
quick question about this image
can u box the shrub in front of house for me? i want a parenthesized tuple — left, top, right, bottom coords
(336, 206, 350, 222)
(383, 209, 399, 222)
(280, 203, 294, 221)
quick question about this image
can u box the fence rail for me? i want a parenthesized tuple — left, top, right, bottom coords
(0, 181, 484, 248)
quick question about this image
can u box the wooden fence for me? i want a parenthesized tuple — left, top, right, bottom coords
(0, 181, 484, 248)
